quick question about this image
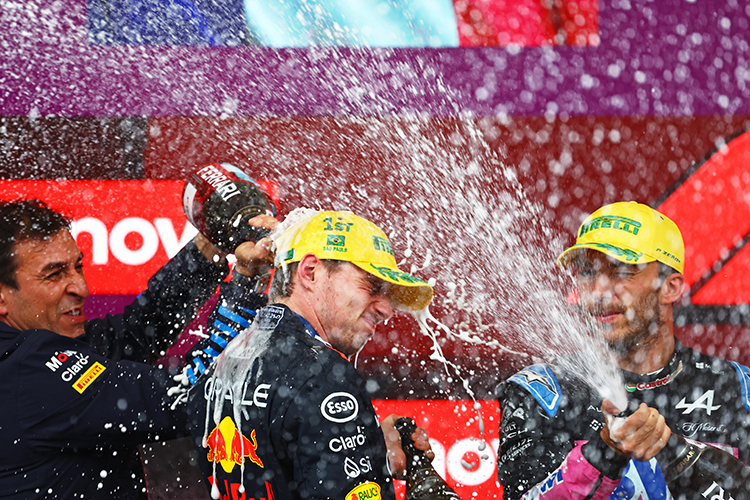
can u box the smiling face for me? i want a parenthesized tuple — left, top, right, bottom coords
(0, 230, 89, 338)
(573, 249, 666, 353)
(314, 262, 395, 357)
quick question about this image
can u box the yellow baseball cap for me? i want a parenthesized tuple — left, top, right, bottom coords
(274, 211, 434, 311)
(557, 201, 684, 273)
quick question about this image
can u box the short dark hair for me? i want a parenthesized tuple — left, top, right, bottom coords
(269, 259, 346, 302)
(0, 199, 71, 289)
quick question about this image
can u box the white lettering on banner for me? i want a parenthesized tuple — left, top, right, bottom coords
(154, 218, 197, 258)
(73, 217, 109, 264)
(71, 217, 198, 266)
(110, 218, 159, 265)
(445, 438, 497, 486)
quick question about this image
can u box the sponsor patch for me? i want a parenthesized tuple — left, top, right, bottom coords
(329, 425, 367, 453)
(321, 392, 359, 423)
(72, 362, 105, 393)
(345, 480, 381, 500)
(676, 389, 721, 415)
(255, 305, 285, 331)
(344, 456, 372, 479)
(206, 416, 264, 473)
(626, 361, 683, 392)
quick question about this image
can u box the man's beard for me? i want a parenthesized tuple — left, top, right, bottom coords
(586, 290, 662, 356)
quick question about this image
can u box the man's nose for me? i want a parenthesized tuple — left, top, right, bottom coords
(67, 272, 90, 299)
(592, 272, 614, 299)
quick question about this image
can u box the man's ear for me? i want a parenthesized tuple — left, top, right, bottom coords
(296, 254, 321, 290)
(0, 286, 9, 317)
(660, 272, 685, 305)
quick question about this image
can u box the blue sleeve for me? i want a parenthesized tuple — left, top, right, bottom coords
(183, 270, 267, 384)
(85, 240, 229, 364)
(497, 366, 573, 500)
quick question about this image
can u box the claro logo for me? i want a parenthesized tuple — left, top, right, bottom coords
(72, 217, 197, 266)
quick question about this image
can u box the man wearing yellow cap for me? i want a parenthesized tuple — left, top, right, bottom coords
(497, 202, 750, 499)
(185, 210, 434, 500)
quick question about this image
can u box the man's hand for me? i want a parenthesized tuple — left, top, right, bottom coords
(193, 232, 228, 265)
(600, 399, 672, 462)
(233, 215, 278, 278)
(381, 414, 434, 479)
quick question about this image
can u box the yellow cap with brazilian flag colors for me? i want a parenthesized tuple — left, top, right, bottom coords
(274, 210, 434, 311)
(557, 201, 684, 273)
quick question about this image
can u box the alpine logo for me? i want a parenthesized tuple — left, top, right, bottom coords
(676, 390, 721, 415)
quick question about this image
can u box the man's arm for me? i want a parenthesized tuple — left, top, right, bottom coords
(85, 237, 229, 364)
(181, 218, 276, 384)
(497, 379, 620, 500)
(17, 332, 188, 449)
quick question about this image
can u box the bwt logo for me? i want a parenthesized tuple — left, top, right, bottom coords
(72, 217, 198, 266)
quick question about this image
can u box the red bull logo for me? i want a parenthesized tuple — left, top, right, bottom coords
(206, 416, 264, 473)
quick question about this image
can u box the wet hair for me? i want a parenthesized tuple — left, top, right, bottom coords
(269, 259, 346, 302)
(0, 199, 71, 289)
(656, 262, 680, 286)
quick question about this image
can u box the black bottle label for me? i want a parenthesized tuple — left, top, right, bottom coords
(183, 163, 277, 252)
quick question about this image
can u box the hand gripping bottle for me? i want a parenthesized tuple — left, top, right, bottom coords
(657, 433, 750, 499)
(394, 417, 463, 500)
(183, 162, 279, 252)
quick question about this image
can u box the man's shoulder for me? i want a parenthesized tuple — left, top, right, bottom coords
(0, 323, 88, 360)
(502, 364, 567, 417)
(674, 341, 750, 413)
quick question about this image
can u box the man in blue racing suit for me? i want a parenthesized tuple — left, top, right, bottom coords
(497, 201, 750, 499)
(185, 210, 436, 500)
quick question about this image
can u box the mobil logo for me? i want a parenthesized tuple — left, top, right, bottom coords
(206, 416, 264, 473)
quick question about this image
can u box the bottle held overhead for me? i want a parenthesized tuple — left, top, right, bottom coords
(395, 417, 463, 500)
(183, 162, 279, 252)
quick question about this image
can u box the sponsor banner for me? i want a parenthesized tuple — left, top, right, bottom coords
(372, 399, 503, 499)
(0, 180, 278, 295)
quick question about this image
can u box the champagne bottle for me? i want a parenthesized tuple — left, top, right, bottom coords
(183, 162, 278, 252)
(658, 433, 750, 499)
(395, 417, 462, 500)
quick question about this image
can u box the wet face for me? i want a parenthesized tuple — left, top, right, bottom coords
(315, 262, 394, 357)
(0, 230, 89, 338)
(573, 250, 664, 353)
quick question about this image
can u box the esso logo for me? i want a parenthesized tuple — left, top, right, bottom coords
(321, 392, 359, 423)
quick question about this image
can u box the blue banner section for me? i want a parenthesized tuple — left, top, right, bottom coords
(87, 0, 249, 45)
(87, 0, 459, 47)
